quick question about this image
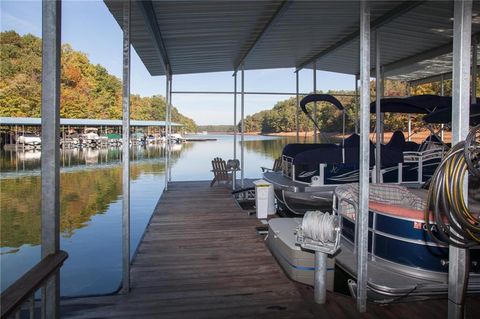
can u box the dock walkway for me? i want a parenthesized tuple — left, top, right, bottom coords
(62, 181, 479, 319)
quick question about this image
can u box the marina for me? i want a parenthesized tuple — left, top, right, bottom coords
(1, 1, 480, 318)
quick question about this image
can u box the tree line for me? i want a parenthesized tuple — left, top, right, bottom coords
(0, 31, 197, 132)
(240, 76, 480, 134)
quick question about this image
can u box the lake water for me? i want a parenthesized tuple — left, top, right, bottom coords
(0, 134, 308, 297)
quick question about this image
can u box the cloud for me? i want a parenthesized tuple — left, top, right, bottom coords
(0, 10, 40, 35)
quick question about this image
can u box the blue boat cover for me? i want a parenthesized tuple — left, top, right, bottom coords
(370, 95, 452, 114)
(423, 103, 480, 125)
(292, 145, 342, 165)
(282, 143, 337, 158)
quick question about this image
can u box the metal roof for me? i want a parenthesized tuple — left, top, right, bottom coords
(104, 0, 480, 83)
(0, 117, 182, 127)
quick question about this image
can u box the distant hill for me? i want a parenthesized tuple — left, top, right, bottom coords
(0, 31, 197, 131)
(197, 125, 235, 133)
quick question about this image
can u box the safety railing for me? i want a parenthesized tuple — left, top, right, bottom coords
(1, 251, 68, 319)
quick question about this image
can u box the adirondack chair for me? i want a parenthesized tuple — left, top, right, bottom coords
(210, 157, 232, 187)
(261, 157, 282, 172)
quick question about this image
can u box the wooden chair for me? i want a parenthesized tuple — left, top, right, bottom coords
(210, 157, 232, 186)
(261, 157, 282, 172)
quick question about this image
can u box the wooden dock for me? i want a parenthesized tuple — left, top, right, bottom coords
(61, 181, 479, 319)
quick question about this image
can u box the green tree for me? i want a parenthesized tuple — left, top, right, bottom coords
(0, 31, 197, 131)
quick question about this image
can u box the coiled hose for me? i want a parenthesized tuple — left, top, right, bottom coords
(424, 124, 480, 248)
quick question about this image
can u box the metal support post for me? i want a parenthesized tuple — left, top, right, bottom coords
(15, 125, 18, 152)
(168, 76, 173, 182)
(355, 74, 359, 134)
(449, 1, 472, 318)
(164, 75, 170, 191)
(314, 251, 327, 304)
(357, 0, 370, 313)
(120, 0, 131, 294)
(296, 71, 300, 143)
(380, 67, 385, 143)
(233, 73, 237, 190)
(313, 61, 318, 143)
(375, 30, 382, 182)
(41, 0, 61, 317)
(441, 74, 445, 141)
(241, 66, 245, 187)
(407, 114, 412, 141)
(472, 38, 477, 102)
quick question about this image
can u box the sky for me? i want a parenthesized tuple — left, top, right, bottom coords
(1, 0, 355, 125)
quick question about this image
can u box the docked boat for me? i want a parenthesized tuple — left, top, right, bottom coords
(81, 128, 100, 146)
(264, 94, 452, 216)
(333, 182, 480, 301)
(16, 133, 41, 148)
(267, 181, 480, 302)
(168, 133, 186, 143)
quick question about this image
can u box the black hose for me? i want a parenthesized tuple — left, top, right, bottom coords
(424, 124, 480, 248)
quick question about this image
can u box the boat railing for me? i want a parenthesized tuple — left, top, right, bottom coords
(281, 155, 294, 179)
(332, 192, 359, 253)
(403, 148, 445, 183)
(0, 250, 68, 319)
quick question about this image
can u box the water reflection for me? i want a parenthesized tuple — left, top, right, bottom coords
(0, 135, 294, 296)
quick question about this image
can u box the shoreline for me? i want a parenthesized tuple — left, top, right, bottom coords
(199, 130, 451, 144)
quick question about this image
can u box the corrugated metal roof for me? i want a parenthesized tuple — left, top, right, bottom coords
(104, 0, 480, 82)
(0, 117, 182, 127)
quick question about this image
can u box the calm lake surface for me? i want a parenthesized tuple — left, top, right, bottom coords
(0, 134, 313, 297)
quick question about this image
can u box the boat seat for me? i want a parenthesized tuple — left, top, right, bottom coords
(404, 141, 421, 152)
(368, 201, 428, 221)
(343, 134, 376, 165)
(386, 131, 406, 149)
(335, 183, 426, 221)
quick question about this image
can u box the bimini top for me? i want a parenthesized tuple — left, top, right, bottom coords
(104, 0, 480, 83)
(300, 94, 344, 111)
(423, 104, 480, 126)
(370, 95, 452, 114)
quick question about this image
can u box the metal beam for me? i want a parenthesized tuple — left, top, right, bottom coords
(408, 66, 479, 87)
(164, 76, 169, 191)
(375, 30, 381, 182)
(357, 0, 370, 313)
(233, 0, 293, 73)
(355, 74, 359, 134)
(233, 73, 237, 190)
(441, 74, 445, 141)
(384, 32, 480, 76)
(41, 0, 61, 317)
(296, 71, 300, 143)
(449, 1, 472, 317)
(296, 1, 424, 71)
(136, 0, 171, 75)
(241, 67, 245, 187)
(120, 0, 131, 295)
(313, 62, 318, 143)
(171, 91, 359, 97)
(472, 38, 477, 102)
(170, 76, 173, 180)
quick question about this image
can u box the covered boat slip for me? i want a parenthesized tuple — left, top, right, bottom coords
(60, 181, 480, 319)
(6, 0, 480, 318)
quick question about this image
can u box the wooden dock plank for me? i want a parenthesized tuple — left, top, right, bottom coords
(61, 181, 480, 319)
